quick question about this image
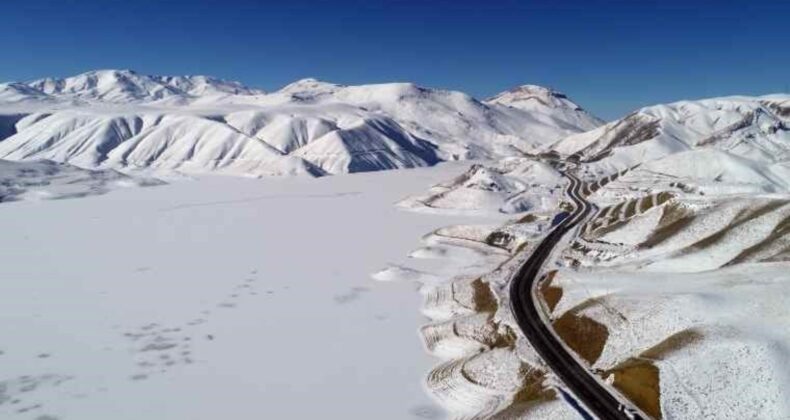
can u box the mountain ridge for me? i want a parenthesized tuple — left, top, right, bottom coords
(0, 69, 603, 177)
(21, 69, 266, 104)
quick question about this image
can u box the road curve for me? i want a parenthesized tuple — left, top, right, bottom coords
(509, 172, 648, 420)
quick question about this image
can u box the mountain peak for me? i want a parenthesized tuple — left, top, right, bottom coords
(483, 84, 603, 129)
(485, 84, 580, 110)
(508, 84, 561, 95)
(278, 78, 342, 98)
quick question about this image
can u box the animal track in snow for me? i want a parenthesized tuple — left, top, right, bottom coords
(121, 269, 263, 380)
(0, 374, 72, 417)
(333, 286, 370, 304)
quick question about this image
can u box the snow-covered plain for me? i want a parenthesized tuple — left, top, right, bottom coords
(0, 163, 507, 420)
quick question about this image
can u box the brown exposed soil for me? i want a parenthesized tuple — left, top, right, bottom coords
(607, 201, 625, 218)
(584, 192, 680, 241)
(492, 324, 518, 349)
(604, 330, 704, 419)
(559, 201, 574, 212)
(537, 150, 561, 160)
(624, 199, 638, 218)
(539, 270, 562, 313)
(470, 278, 498, 313)
(512, 368, 555, 404)
(591, 220, 630, 239)
(655, 191, 675, 206)
(485, 230, 517, 250)
(638, 196, 653, 213)
(610, 115, 661, 147)
(552, 313, 608, 365)
(640, 202, 694, 249)
(517, 213, 538, 224)
(489, 369, 558, 420)
(605, 358, 662, 419)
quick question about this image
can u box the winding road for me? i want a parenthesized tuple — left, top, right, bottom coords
(509, 172, 648, 420)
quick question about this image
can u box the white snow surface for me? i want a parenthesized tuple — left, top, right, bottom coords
(398, 157, 567, 215)
(0, 70, 602, 177)
(0, 163, 502, 420)
(553, 263, 790, 419)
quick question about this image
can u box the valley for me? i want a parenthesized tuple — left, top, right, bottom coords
(1, 69, 788, 419)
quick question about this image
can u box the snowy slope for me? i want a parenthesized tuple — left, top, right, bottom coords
(551, 95, 790, 175)
(399, 158, 566, 215)
(0, 83, 55, 104)
(0, 112, 326, 177)
(0, 70, 602, 177)
(485, 84, 604, 132)
(384, 92, 790, 419)
(0, 159, 161, 202)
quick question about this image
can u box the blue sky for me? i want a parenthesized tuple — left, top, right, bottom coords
(0, 0, 787, 120)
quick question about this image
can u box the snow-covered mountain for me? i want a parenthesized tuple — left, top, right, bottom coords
(396, 92, 790, 420)
(23, 69, 265, 104)
(0, 70, 602, 177)
(550, 94, 790, 175)
(485, 84, 604, 130)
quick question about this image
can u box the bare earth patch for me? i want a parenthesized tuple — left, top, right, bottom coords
(552, 312, 608, 365)
(539, 270, 563, 312)
(604, 358, 661, 419)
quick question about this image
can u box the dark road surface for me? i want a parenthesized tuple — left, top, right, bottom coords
(509, 172, 648, 420)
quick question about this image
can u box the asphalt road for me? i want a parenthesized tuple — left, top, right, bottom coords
(509, 172, 647, 420)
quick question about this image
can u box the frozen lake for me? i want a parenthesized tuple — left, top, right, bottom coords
(0, 163, 498, 420)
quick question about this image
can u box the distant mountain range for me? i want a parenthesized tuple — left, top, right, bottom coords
(0, 69, 787, 179)
(0, 70, 601, 176)
(7, 69, 265, 103)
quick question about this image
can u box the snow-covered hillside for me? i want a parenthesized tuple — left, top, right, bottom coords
(551, 94, 790, 175)
(0, 70, 602, 177)
(385, 93, 790, 419)
(485, 84, 604, 131)
(0, 159, 161, 203)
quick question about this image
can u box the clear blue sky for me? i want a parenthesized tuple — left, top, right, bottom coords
(1, 0, 787, 120)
